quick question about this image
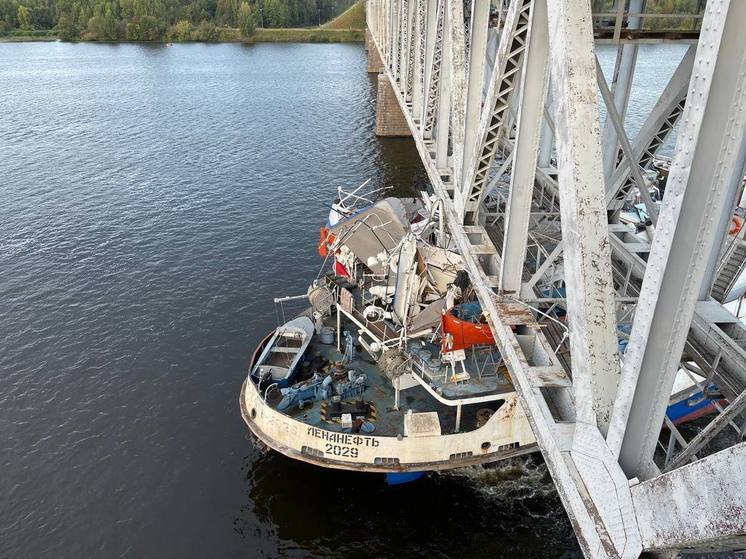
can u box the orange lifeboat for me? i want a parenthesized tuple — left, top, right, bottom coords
(441, 302, 494, 352)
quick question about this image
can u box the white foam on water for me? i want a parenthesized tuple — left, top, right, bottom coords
(437, 455, 565, 521)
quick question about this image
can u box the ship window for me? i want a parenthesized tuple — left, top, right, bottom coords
(301, 446, 324, 458)
(481, 442, 491, 450)
(374, 457, 400, 466)
(251, 408, 257, 419)
(449, 451, 473, 460)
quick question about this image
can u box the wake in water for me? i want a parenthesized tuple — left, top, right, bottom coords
(441, 455, 558, 507)
(436, 453, 577, 548)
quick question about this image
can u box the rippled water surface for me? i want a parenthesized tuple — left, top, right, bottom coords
(1, 41, 685, 558)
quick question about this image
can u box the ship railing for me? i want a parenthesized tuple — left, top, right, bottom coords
(263, 382, 279, 403)
(407, 357, 509, 433)
(712, 216, 746, 294)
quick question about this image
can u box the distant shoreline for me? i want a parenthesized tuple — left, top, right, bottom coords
(0, 27, 364, 44)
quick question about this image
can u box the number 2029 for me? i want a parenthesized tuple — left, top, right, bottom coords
(325, 443, 358, 458)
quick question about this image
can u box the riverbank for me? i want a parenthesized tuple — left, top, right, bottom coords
(251, 27, 362, 42)
(0, 29, 57, 42)
(0, 0, 365, 43)
(0, 27, 363, 43)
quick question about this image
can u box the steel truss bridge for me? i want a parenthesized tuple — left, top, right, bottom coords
(364, 0, 745, 556)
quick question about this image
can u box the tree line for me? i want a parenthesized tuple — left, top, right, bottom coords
(0, 0, 356, 41)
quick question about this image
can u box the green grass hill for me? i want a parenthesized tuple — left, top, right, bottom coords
(323, 1, 365, 30)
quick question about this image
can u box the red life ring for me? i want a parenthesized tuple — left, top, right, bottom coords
(729, 215, 743, 236)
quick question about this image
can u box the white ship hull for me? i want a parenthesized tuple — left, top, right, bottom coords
(240, 331, 538, 473)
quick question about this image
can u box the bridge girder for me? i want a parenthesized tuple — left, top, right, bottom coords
(364, 0, 746, 556)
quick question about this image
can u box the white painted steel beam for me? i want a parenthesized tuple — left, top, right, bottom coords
(546, 0, 621, 434)
(538, 83, 553, 169)
(460, 0, 532, 225)
(499, 0, 549, 294)
(446, 0, 467, 190)
(600, 0, 643, 183)
(423, 0, 444, 139)
(461, 0, 490, 190)
(398, 0, 406, 82)
(411, 0, 425, 119)
(406, 0, 417, 99)
(632, 443, 746, 552)
(383, 0, 390, 66)
(421, 0, 438, 129)
(400, 0, 412, 94)
(606, 46, 695, 213)
(609, 0, 746, 479)
(595, 56, 659, 226)
(391, 0, 400, 76)
(435, 9, 451, 171)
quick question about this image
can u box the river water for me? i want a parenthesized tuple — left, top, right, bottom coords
(0, 41, 686, 558)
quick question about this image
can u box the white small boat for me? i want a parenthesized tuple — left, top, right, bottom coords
(251, 316, 314, 389)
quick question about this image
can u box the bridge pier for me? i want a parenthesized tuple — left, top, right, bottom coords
(374, 74, 410, 137)
(366, 36, 383, 73)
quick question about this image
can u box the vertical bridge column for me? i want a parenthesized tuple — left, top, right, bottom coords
(370, 1, 411, 137)
(546, 0, 621, 433)
(499, 0, 549, 294)
(609, 0, 746, 480)
(367, 35, 385, 73)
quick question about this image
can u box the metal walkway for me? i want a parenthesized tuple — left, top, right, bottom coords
(364, 0, 746, 556)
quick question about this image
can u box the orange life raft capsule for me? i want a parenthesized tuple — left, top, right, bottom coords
(441, 302, 495, 352)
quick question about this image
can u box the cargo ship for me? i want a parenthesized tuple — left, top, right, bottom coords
(240, 187, 538, 475)
(240, 183, 726, 477)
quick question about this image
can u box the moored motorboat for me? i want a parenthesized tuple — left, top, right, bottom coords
(251, 316, 314, 390)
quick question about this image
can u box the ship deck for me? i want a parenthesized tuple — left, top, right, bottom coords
(260, 313, 516, 437)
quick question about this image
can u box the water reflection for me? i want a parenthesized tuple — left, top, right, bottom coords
(0, 40, 583, 558)
(239, 450, 579, 558)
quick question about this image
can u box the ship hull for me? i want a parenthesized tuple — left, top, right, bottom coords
(240, 331, 538, 473)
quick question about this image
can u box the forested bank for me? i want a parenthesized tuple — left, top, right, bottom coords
(0, 0, 358, 41)
(0, 0, 704, 43)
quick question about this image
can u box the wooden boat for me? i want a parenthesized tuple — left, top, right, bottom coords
(250, 316, 314, 389)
